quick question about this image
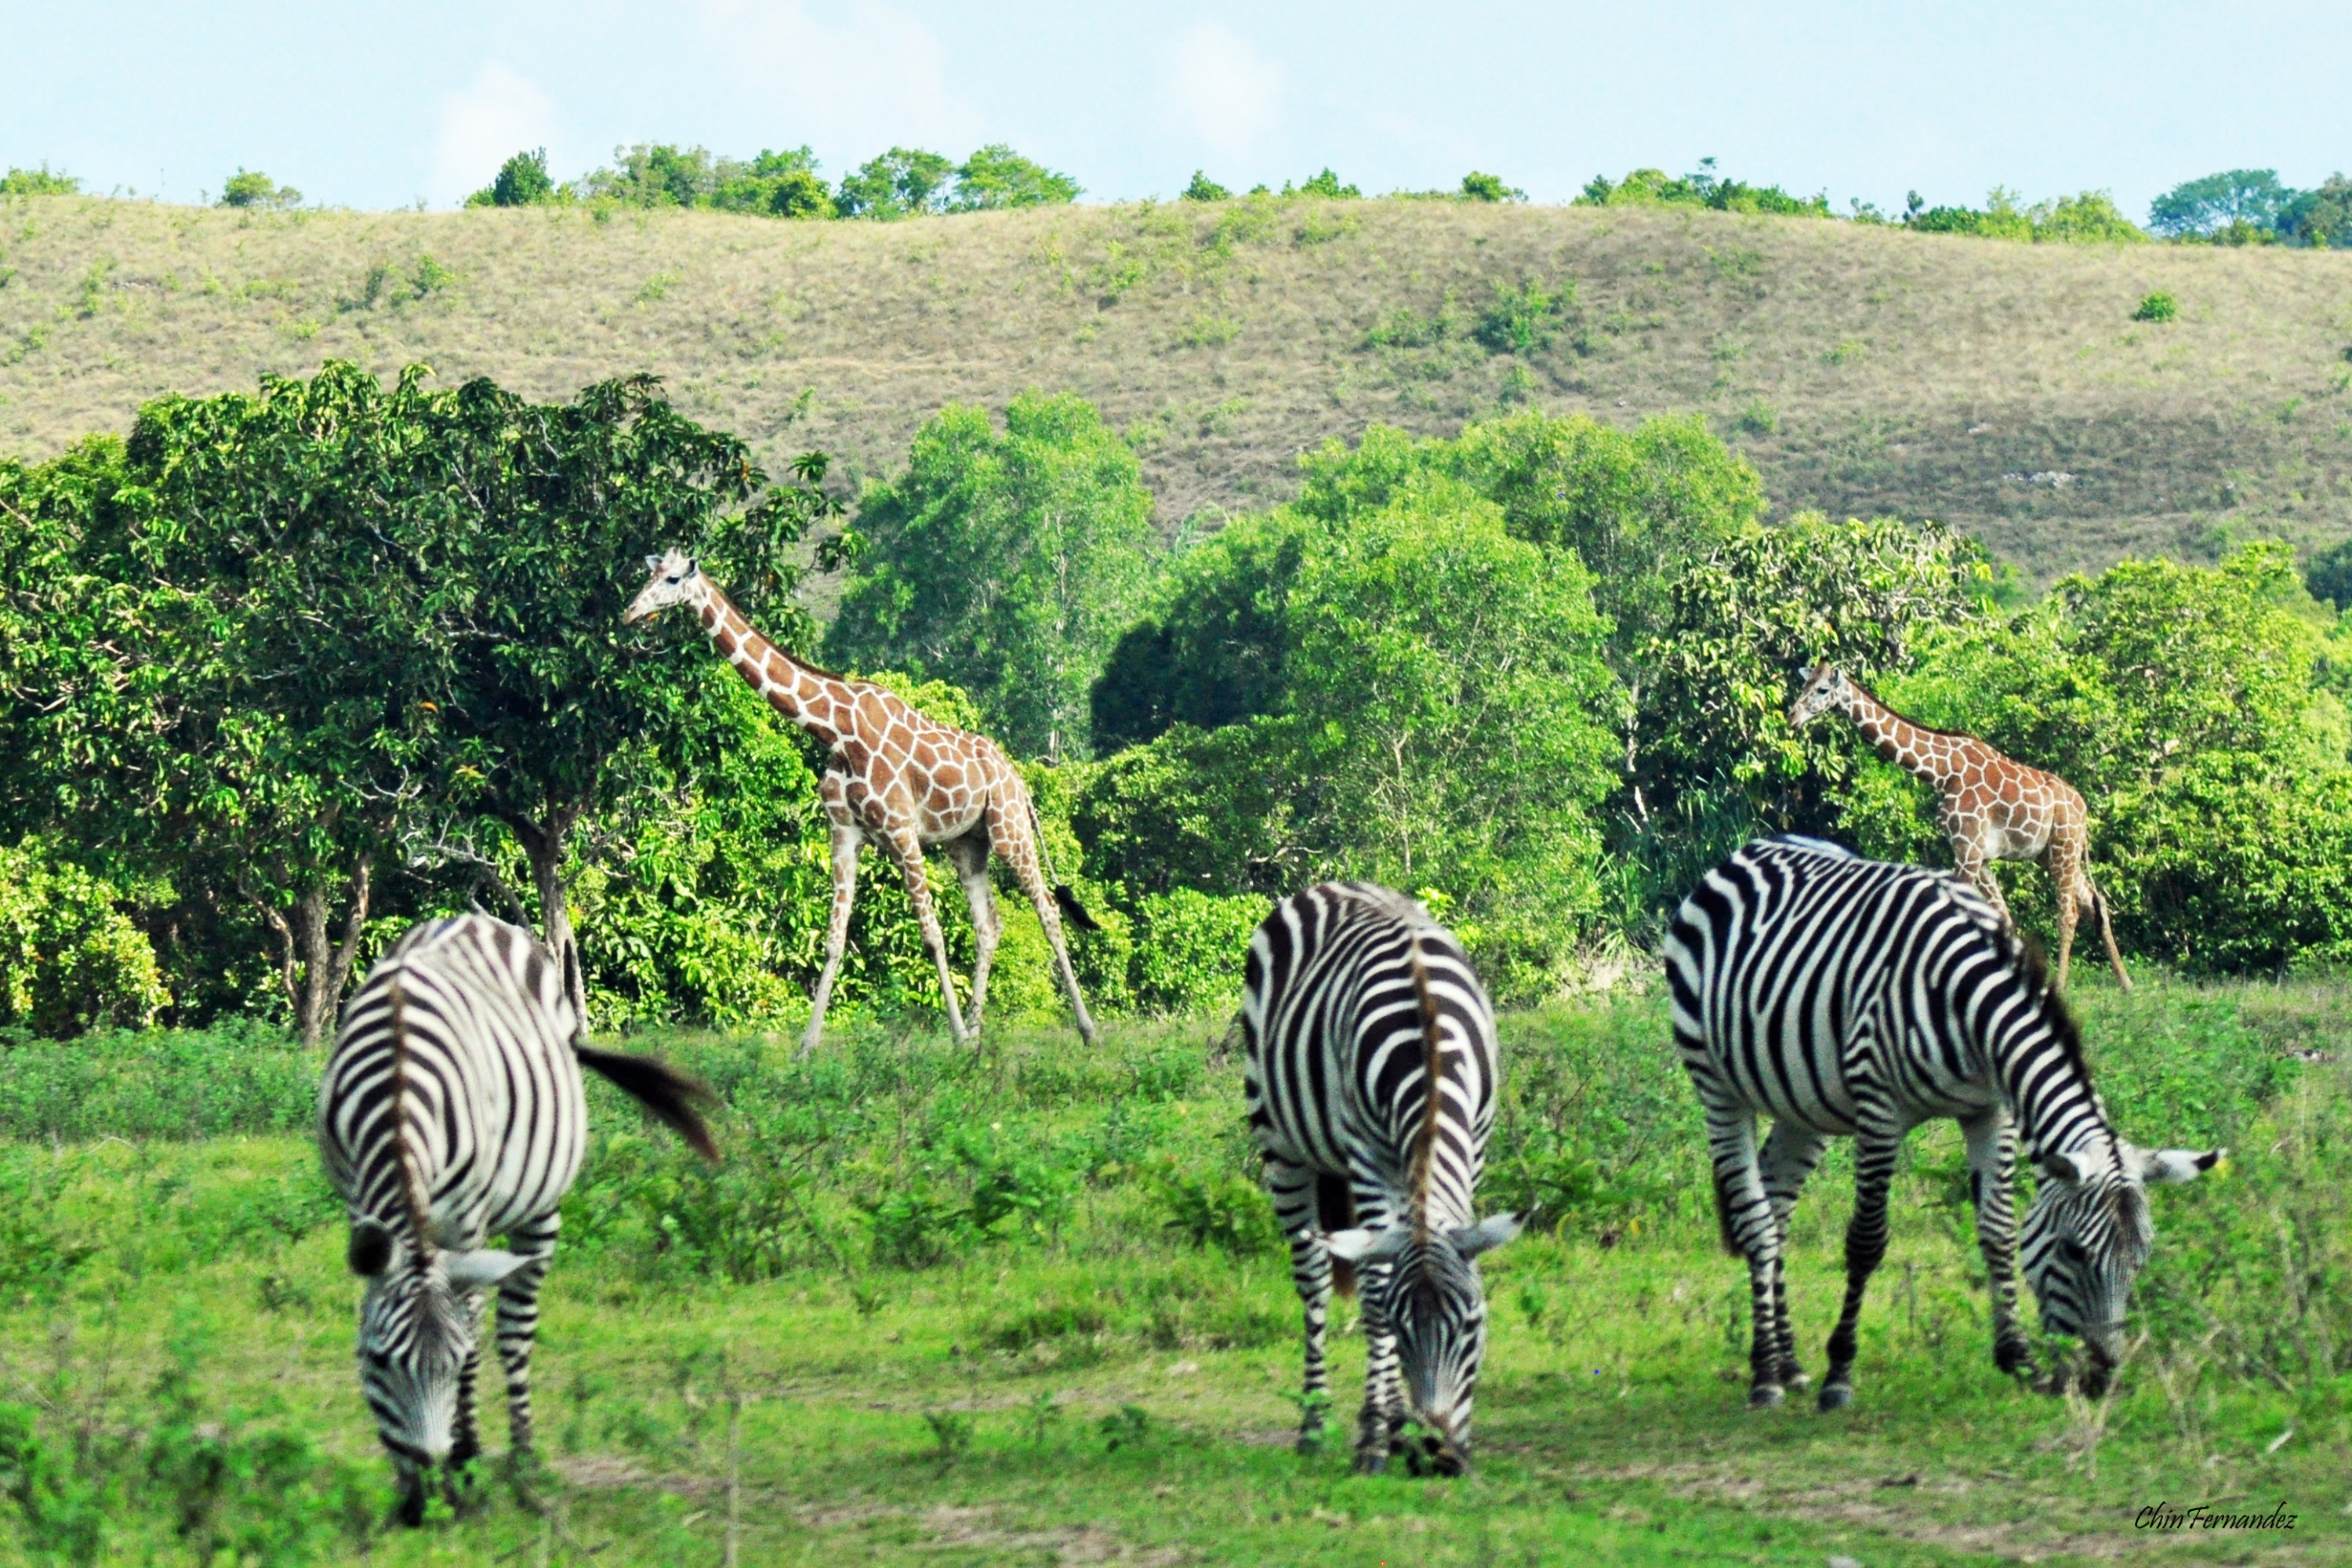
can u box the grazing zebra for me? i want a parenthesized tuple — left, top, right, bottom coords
(1243, 883, 1523, 1475)
(1664, 837, 2217, 1410)
(318, 915, 718, 1523)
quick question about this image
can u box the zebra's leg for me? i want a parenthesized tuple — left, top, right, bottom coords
(444, 1336, 485, 1513)
(1702, 1105, 1786, 1408)
(1262, 1155, 1333, 1453)
(1962, 1110, 2036, 1380)
(946, 829, 1000, 1033)
(493, 1213, 561, 1461)
(1820, 1131, 1901, 1410)
(800, 793, 862, 1058)
(390, 1455, 428, 1527)
(1355, 1254, 1402, 1473)
(1759, 1120, 1828, 1392)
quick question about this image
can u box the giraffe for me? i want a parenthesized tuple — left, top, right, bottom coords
(1788, 662, 2131, 993)
(623, 549, 1102, 1052)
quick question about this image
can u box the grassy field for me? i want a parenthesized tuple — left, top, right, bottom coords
(3, 194, 2351, 582)
(0, 974, 2344, 1565)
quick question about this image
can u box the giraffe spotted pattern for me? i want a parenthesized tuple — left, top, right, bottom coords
(1789, 662, 2130, 992)
(624, 549, 1099, 1051)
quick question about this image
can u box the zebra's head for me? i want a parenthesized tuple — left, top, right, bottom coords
(1786, 662, 1852, 728)
(1326, 1211, 1524, 1473)
(2020, 1140, 2220, 1389)
(622, 548, 702, 624)
(348, 1219, 525, 1468)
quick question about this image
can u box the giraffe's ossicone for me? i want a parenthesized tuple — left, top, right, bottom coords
(624, 549, 1102, 1051)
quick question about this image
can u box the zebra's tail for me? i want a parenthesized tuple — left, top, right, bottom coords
(1026, 795, 1102, 932)
(1316, 1173, 1357, 1298)
(574, 1045, 722, 1161)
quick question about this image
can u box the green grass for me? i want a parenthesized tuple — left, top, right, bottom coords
(3, 195, 2351, 583)
(0, 975, 2345, 1563)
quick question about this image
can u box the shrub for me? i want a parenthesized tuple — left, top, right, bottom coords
(836, 147, 955, 219)
(0, 840, 167, 1036)
(467, 147, 556, 208)
(217, 169, 299, 209)
(950, 145, 1080, 211)
(1124, 889, 1270, 1015)
(1290, 169, 1360, 199)
(0, 165, 78, 198)
(1474, 276, 1573, 354)
(1181, 171, 1229, 202)
(1579, 160, 1828, 217)
(1460, 172, 1524, 202)
(2133, 291, 2179, 323)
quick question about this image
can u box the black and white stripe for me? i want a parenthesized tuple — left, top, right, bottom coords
(1243, 883, 1522, 1475)
(1664, 837, 2218, 1409)
(318, 915, 717, 1523)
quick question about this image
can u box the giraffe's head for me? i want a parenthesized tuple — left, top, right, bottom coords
(1788, 662, 1853, 728)
(623, 549, 703, 624)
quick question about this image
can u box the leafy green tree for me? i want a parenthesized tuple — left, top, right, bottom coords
(2149, 169, 2294, 238)
(2279, 174, 2352, 248)
(0, 838, 169, 1036)
(2029, 191, 2145, 244)
(1578, 159, 1829, 217)
(583, 143, 720, 208)
(1460, 172, 1524, 202)
(836, 147, 956, 219)
(218, 169, 299, 209)
(2307, 538, 2352, 610)
(1290, 169, 1360, 199)
(1181, 171, 1229, 202)
(1281, 482, 1624, 993)
(826, 393, 1154, 759)
(713, 147, 834, 218)
(0, 165, 78, 197)
(1073, 720, 1294, 896)
(469, 148, 557, 208)
(950, 145, 1080, 210)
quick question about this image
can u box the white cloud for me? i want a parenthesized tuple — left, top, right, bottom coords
(1163, 21, 1281, 161)
(695, 1, 979, 165)
(431, 64, 557, 205)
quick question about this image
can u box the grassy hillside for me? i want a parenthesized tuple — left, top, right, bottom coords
(4, 194, 2351, 581)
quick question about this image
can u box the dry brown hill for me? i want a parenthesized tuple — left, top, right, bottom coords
(4, 194, 2350, 581)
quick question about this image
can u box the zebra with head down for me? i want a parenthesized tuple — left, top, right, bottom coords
(318, 915, 717, 1522)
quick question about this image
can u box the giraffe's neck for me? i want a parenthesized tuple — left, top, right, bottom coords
(691, 583, 856, 752)
(1838, 683, 1967, 790)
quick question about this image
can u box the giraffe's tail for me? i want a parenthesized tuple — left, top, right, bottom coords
(2088, 879, 2132, 993)
(1025, 796, 1102, 931)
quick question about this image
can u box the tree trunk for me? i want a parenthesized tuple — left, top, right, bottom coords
(292, 853, 372, 1048)
(512, 810, 586, 1042)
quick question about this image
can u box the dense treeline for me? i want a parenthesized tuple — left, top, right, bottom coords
(6, 364, 2352, 1041)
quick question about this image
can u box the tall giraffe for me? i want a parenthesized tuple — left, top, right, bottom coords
(1788, 662, 2130, 993)
(623, 550, 1101, 1051)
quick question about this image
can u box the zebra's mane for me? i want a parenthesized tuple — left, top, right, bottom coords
(383, 971, 434, 1252)
(1404, 930, 1446, 1242)
(2007, 931, 2101, 1123)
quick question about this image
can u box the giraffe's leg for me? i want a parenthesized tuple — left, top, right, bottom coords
(2045, 838, 2082, 992)
(1951, 839, 2013, 930)
(1703, 1105, 1789, 1408)
(883, 828, 970, 1041)
(493, 1213, 561, 1462)
(1261, 1155, 1334, 1453)
(990, 802, 1098, 1046)
(1962, 1110, 2036, 1380)
(1820, 1129, 1901, 1410)
(1759, 1120, 1828, 1391)
(800, 795, 863, 1058)
(946, 829, 1000, 1032)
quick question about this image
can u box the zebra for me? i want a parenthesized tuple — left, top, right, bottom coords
(318, 914, 718, 1523)
(1664, 837, 2218, 1411)
(1243, 883, 1523, 1475)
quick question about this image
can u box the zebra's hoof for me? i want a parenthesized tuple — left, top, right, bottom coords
(1817, 1384, 1853, 1412)
(1782, 1368, 1812, 1392)
(1747, 1385, 1785, 1410)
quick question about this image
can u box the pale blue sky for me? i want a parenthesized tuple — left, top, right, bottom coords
(4, 2, 2347, 218)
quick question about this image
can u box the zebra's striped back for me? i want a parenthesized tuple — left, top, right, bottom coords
(1243, 883, 1519, 1473)
(1664, 837, 2216, 1404)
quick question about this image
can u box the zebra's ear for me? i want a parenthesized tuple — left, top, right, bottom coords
(2136, 1146, 2224, 1185)
(1322, 1225, 1409, 1265)
(347, 1221, 393, 1277)
(2036, 1149, 2089, 1185)
(1453, 1210, 1526, 1258)
(444, 1248, 526, 1290)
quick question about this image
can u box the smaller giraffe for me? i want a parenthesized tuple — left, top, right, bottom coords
(624, 550, 1101, 1051)
(1788, 662, 2130, 993)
